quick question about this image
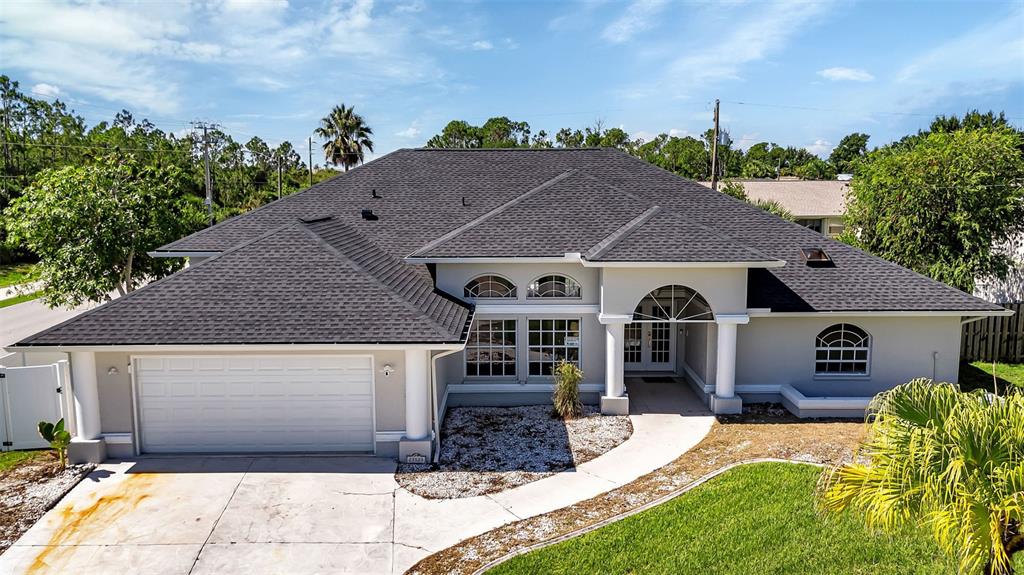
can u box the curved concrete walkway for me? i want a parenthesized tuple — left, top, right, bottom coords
(1, 381, 712, 575)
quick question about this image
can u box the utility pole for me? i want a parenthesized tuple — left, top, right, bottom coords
(192, 121, 219, 226)
(710, 99, 720, 191)
(276, 154, 283, 200)
(1, 93, 10, 198)
(307, 137, 313, 188)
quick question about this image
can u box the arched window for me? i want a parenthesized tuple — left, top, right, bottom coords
(527, 275, 581, 298)
(464, 275, 517, 299)
(815, 324, 870, 375)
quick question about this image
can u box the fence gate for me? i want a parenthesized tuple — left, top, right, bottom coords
(0, 363, 67, 451)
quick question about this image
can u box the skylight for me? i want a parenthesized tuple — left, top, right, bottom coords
(800, 247, 833, 267)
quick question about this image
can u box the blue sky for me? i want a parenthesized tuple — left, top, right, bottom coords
(3, 0, 1022, 160)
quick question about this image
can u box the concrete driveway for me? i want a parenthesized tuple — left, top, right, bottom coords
(0, 382, 714, 575)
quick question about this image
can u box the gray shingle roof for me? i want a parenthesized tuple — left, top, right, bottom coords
(18, 218, 472, 345)
(21, 148, 1000, 347)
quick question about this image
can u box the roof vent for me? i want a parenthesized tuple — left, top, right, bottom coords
(299, 215, 334, 224)
(372, 188, 381, 199)
(360, 208, 379, 221)
(800, 247, 833, 267)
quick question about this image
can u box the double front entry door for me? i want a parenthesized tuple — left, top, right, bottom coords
(623, 302, 676, 372)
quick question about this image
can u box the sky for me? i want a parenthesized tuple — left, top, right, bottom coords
(2, 0, 1023, 161)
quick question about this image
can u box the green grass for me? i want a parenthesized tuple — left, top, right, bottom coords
(0, 263, 39, 289)
(489, 463, 964, 575)
(0, 449, 48, 472)
(960, 361, 1024, 393)
(0, 290, 41, 308)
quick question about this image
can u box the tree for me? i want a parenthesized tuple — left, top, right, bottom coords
(315, 104, 374, 171)
(842, 127, 1024, 292)
(795, 158, 836, 180)
(751, 198, 794, 220)
(818, 379, 1024, 575)
(719, 180, 747, 201)
(635, 134, 709, 179)
(829, 132, 870, 174)
(4, 154, 205, 306)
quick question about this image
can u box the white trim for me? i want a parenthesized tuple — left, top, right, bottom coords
(375, 431, 406, 443)
(475, 304, 599, 314)
(101, 432, 133, 445)
(446, 383, 604, 394)
(715, 314, 750, 325)
(598, 313, 633, 324)
(747, 309, 1013, 318)
(147, 251, 222, 258)
(779, 384, 871, 411)
(405, 256, 579, 264)
(681, 363, 706, 390)
(578, 259, 786, 269)
(12, 343, 464, 353)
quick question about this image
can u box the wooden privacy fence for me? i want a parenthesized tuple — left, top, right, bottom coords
(961, 302, 1024, 363)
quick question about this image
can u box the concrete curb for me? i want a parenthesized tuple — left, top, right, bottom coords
(471, 458, 826, 575)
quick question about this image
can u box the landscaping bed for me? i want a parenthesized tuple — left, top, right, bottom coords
(0, 451, 94, 554)
(396, 405, 632, 499)
(487, 462, 957, 574)
(407, 405, 865, 574)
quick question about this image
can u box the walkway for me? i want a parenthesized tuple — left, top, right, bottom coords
(0, 382, 713, 575)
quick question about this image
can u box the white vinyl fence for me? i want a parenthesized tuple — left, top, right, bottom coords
(0, 353, 71, 451)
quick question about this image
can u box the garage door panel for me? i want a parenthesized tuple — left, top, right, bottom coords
(137, 356, 375, 453)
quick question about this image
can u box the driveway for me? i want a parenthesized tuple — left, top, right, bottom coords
(0, 381, 714, 575)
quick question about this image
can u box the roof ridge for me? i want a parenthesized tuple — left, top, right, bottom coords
(408, 169, 578, 257)
(585, 206, 663, 260)
(299, 220, 463, 339)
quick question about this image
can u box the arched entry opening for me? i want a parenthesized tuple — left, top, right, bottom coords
(625, 285, 714, 373)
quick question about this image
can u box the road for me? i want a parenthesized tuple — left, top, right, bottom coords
(0, 296, 103, 348)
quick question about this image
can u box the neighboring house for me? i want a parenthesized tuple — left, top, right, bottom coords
(5, 149, 1008, 464)
(701, 179, 848, 237)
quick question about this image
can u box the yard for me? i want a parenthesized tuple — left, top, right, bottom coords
(0, 263, 39, 289)
(959, 361, 1024, 393)
(0, 450, 93, 553)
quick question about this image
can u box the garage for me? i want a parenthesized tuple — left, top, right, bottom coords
(134, 355, 374, 453)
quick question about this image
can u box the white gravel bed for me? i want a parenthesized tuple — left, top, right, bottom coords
(396, 405, 632, 499)
(1, 460, 94, 552)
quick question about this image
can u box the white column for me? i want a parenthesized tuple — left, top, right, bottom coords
(404, 349, 430, 441)
(69, 351, 101, 440)
(605, 322, 625, 398)
(714, 322, 738, 398)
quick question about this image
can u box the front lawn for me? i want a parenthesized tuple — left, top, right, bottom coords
(960, 361, 1024, 393)
(0, 450, 47, 473)
(489, 462, 963, 575)
(0, 290, 41, 308)
(0, 263, 39, 289)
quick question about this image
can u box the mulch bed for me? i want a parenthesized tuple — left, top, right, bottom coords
(0, 452, 94, 554)
(407, 404, 865, 574)
(396, 405, 633, 499)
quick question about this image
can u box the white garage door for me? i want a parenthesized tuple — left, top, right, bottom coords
(135, 355, 374, 453)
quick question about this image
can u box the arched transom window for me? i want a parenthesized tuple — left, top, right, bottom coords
(527, 275, 581, 299)
(815, 323, 870, 375)
(464, 275, 517, 299)
(632, 285, 713, 322)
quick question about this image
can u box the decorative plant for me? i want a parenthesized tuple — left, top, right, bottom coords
(817, 379, 1024, 575)
(552, 360, 584, 419)
(37, 418, 71, 469)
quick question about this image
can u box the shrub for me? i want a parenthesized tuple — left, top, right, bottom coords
(37, 418, 71, 468)
(552, 360, 583, 419)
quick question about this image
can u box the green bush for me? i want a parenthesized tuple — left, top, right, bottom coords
(553, 360, 583, 419)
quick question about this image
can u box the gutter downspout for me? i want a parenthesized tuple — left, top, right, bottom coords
(430, 348, 461, 464)
(961, 316, 988, 326)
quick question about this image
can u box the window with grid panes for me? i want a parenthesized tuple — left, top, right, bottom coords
(528, 319, 580, 376)
(465, 319, 517, 377)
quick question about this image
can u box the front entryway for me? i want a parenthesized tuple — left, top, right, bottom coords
(134, 355, 374, 453)
(623, 303, 676, 372)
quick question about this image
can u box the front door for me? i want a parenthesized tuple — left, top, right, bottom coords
(623, 303, 675, 372)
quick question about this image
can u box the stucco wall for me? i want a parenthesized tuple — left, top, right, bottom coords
(736, 315, 962, 396)
(85, 349, 412, 452)
(436, 262, 599, 304)
(600, 267, 748, 316)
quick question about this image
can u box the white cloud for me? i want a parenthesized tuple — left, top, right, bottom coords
(818, 67, 874, 82)
(30, 83, 61, 98)
(806, 138, 833, 157)
(602, 0, 667, 43)
(396, 123, 422, 139)
(472, 40, 493, 51)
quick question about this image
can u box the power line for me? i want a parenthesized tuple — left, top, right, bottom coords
(724, 100, 1024, 121)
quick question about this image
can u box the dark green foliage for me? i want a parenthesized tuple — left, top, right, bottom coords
(37, 418, 71, 468)
(829, 132, 870, 174)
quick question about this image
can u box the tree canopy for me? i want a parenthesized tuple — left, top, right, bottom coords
(315, 104, 374, 171)
(843, 124, 1024, 292)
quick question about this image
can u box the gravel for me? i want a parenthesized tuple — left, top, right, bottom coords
(397, 405, 632, 499)
(0, 454, 94, 553)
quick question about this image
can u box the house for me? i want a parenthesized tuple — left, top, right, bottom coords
(6, 148, 1009, 464)
(700, 179, 848, 237)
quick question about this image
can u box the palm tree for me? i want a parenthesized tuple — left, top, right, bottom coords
(818, 379, 1023, 575)
(314, 104, 374, 172)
